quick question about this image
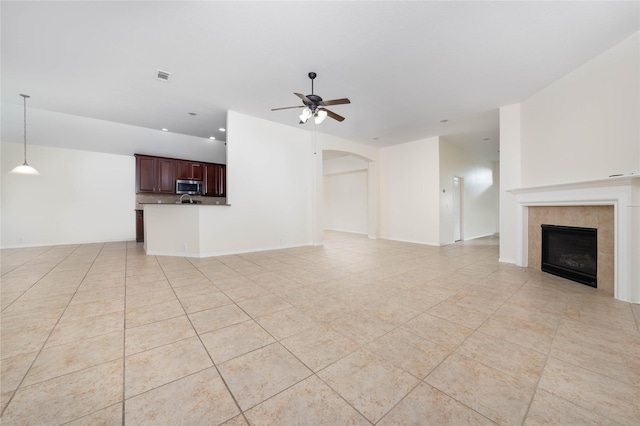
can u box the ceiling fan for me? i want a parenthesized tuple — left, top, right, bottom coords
(271, 72, 350, 124)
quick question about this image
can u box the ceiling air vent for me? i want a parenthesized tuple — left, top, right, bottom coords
(156, 69, 171, 82)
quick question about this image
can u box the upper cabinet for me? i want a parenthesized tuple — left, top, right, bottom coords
(177, 160, 203, 181)
(135, 154, 176, 194)
(135, 154, 225, 197)
(157, 158, 176, 193)
(136, 155, 157, 193)
(204, 164, 226, 197)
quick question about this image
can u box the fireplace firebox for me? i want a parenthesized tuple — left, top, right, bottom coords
(541, 224, 597, 288)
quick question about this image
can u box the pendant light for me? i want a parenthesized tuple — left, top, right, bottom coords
(10, 94, 39, 175)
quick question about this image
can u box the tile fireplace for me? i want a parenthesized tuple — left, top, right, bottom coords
(509, 176, 640, 303)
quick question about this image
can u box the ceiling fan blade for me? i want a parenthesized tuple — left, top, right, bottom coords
(271, 105, 305, 111)
(319, 98, 351, 107)
(324, 109, 345, 122)
(294, 92, 312, 103)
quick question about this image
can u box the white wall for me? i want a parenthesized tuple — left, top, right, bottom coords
(499, 103, 523, 264)
(323, 155, 368, 237)
(379, 136, 440, 245)
(1, 142, 135, 247)
(323, 155, 368, 234)
(520, 32, 639, 186)
(323, 172, 368, 234)
(194, 111, 313, 254)
(439, 138, 498, 244)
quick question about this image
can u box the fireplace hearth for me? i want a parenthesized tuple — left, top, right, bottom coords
(541, 224, 597, 288)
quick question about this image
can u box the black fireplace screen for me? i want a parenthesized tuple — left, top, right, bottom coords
(541, 224, 597, 288)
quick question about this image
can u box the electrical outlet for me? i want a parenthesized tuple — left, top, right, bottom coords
(183, 243, 188, 250)
(17, 236, 23, 244)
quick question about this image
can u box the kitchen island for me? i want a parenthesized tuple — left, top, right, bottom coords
(142, 203, 231, 257)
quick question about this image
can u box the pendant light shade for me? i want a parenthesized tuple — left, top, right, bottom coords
(10, 164, 40, 175)
(10, 94, 39, 175)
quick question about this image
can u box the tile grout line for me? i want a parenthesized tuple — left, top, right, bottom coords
(0, 243, 105, 420)
(519, 290, 567, 424)
(630, 303, 640, 332)
(121, 242, 132, 426)
(191, 255, 377, 424)
(169, 256, 251, 425)
(410, 272, 530, 424)
(1, 244, 71, 313)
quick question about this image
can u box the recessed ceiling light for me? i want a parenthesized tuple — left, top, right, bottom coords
(219, 128, 226, 132)
(483, 137, 491, 141)
(373, 137, 379, 140)
(440, 119, 448, 123)
(209, 136, 216, 140)
(188, 112, 197, 116)
(161, 128, 169, 132)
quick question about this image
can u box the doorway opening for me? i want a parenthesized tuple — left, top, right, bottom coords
(453, 176, 463, 242)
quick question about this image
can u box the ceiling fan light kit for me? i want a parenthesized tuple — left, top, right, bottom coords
(272, 72, 350, 124)
(299, 107, 312, 123)
(314, 109, 328, 124)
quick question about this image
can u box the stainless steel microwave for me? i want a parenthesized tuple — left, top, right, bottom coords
(176, 179, 203, 195)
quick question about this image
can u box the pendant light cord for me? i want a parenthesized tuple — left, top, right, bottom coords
(21, 94, 30, 165)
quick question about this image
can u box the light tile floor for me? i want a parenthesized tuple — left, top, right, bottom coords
(1, 232, 639, 425)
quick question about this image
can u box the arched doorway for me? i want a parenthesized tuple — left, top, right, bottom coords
(320, 149, 378, 242)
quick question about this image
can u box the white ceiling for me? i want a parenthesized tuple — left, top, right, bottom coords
(2, 1, 638, 162)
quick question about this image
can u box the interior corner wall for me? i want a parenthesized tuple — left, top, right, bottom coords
(1, 142, 135, 247)
(197, 111, 313, 254)
(379, 136, 440, 245)
(499, 103, 522, 264)
(438, 138, 498, 245)
(520, 32, 639, 186)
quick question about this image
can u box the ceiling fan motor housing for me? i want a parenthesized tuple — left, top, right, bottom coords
(304, 94, 323, 111)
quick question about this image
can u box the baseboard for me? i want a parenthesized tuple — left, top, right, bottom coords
(0, 238, 136, 250)
(378, 236, 440, 247)
(324, 228, 368, 236)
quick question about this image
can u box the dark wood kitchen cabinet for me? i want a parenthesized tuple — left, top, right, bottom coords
(157, 158, 176, 193)
(177, 161, 203, 180)
(204, 164, 226, 197)
(135, 154, 176, 194)
(136, 155, 156, 193)
(135, 210, 144, 242)
(135, 154, 225, 197)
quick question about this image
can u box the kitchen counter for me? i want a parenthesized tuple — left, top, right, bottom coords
(142, 203, 234, 257)
(138, 202, 231, 206)
(135, 193, 227, 210)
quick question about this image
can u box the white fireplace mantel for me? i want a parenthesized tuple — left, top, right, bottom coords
(508, 175, 640, 303)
